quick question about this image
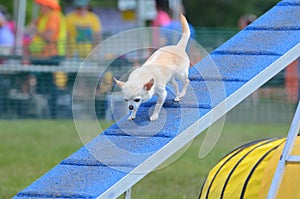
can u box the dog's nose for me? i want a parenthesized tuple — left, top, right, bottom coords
(129, 105, 134, 110)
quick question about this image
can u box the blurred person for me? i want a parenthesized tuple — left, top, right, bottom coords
(26, 0, 68, 118)
(238, 14, 257, 30)
(51, 71, 71, 118)
(0, 12, 15, 55)
(96, 71, 113, 119)
(97, 71, 113, 96)
(0, 5, 15, 34)
(66, 0, 102, 58)
(152, 0, 171, 48)
(28, 0, 66, 65)
(285, 60, 299, 102)
(152, 0, 171, 27)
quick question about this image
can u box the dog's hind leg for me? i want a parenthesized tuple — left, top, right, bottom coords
(170, 77, 180, 100)
(175, 73, 190, 102)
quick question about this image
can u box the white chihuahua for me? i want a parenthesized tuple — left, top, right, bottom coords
(114, 14, 190, 121)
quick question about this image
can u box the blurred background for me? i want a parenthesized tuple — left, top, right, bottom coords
(1, 0, 299, 198)
(0, 0, 297, 123)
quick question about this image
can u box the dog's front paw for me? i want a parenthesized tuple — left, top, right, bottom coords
(128, 115, 135, 120)
(174, 96, 183, 102)
(150, 114, 159, 121)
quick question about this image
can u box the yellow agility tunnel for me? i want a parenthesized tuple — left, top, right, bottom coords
(199, 136, 300, 199)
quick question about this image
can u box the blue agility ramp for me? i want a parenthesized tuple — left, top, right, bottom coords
(15, 0, 300, 198)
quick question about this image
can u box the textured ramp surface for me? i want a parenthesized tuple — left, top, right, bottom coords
(15, 1, 300, 198)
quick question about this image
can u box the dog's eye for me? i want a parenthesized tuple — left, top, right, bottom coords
(124, 99, 129, 102)
(134, 99, 140, 102)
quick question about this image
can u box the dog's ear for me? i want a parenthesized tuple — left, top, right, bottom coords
(144, 78, 154, 91)
(114, 77, 125, 88)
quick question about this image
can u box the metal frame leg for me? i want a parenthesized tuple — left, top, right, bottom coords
(267, 100, 300, 199)
(124, 188, 131, 199)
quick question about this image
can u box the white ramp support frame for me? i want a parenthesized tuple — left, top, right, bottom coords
(124, 188, 132, 199)
(267, 99, 300, 199)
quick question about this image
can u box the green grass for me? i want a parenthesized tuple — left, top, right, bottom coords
(0, 120, 289, 198)
(0, 120, 112, 198)
(131, 122, 288, 199)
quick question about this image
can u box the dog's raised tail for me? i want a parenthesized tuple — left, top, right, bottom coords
(177, 14, 191, 49)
